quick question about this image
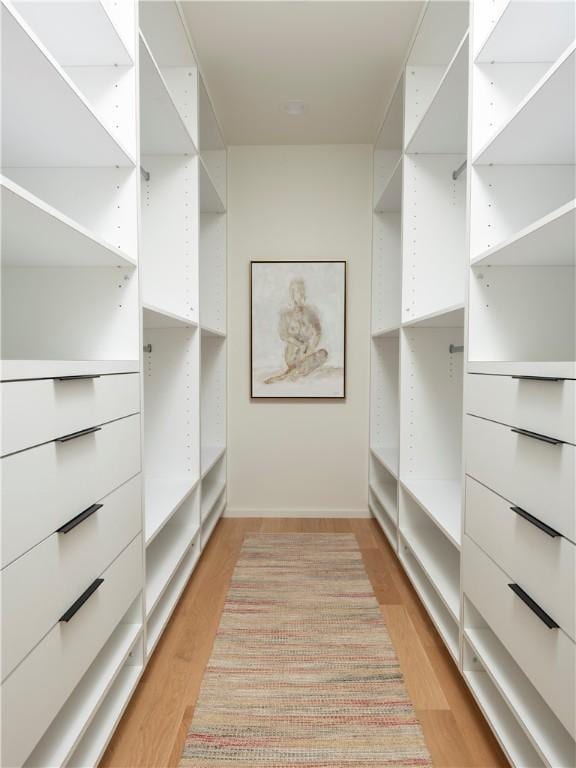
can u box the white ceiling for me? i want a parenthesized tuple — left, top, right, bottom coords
(181, 1, 424, 145)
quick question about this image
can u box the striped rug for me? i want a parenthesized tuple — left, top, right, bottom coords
(180, 533, 432, 767)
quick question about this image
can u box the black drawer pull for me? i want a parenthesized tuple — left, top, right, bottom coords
(511, 375, 564, 382)
(508, 584, 559, 629)
(56, 426, 101, 443)
(60, 578, 104, 622)
(56, 375, 101, 381)
(56, 503, 103, 534)
(511, 427, 563, 446)
(511, 506, 562, 538)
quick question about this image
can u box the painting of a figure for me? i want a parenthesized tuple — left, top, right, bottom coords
(250, 261, 346, 398)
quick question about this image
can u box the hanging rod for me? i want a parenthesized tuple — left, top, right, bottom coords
(452, 160, 467, 181)
(140, 166, 150, 182)
(449, 344, 464, 353)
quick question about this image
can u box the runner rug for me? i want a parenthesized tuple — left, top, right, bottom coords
(179, 533, 432, 767)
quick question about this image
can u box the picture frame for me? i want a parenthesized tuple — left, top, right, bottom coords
(250, 260, 347, 399)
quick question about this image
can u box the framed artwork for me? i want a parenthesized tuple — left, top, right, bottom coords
(250, 260, 347, 399)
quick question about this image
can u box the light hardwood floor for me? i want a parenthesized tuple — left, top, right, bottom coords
(101, 518, 508, 768)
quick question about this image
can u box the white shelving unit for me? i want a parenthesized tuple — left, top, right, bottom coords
(369, 0, 468, 668)
(371, 2, 576, 766)
(1, 2, 227, 765)
(139, 0, 227, 667)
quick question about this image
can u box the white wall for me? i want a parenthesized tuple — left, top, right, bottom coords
(227, 145, 372, 517)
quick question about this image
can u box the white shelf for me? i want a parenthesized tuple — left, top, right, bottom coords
(406, 33, 469, 155)
(12, 0, 134, 67)
(2, 3, 135, 167)
(399, 539, 460, 661)
(370, 443, 399, 478)
(374, 156, 402, 213)
(401, 477, 461, 548)
(201, 324, 226, 339)
(66, 662, 142, 768)
(369, 480, 398, 523)
(475, 0, 575, 64)
(464, 670, 547, 768)
(466, 628, 575, 768)
(1, 176, 136, 268)
(200, 160, 226, 214)
(473, 44, 576, 165)
(467, 361, 576, 380)
(202, 493, 225, 545)
(145, 475, 200, 546)
(472, 200, 576, 267)
(25, 623, 142, 768)
(371, 325, 400, 339)
(139, 32, 197, 156)
(369, 493, 398, 552)
(201, 445, 226, 477)
(401, 525, 460, 620)
(146, 521, 201, 617)
(146, 541, 201, 656)
(402, 303, 464, 328)
(0, 359, 139, 382)
(143, 303, 197, 329)
(202, 478, 226, 522)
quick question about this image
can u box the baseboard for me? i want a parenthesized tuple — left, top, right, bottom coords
(224, 507, 371, 519)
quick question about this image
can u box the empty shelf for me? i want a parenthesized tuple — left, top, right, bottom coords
(474, 44, 575, 165)
(401, 525, 460, 619)
(139, 33, 197, 156)
(370, 444, 399, 478)
(403, 304, 465, 328)
(145, 476, 199, 546)
(406, 34, 469, 154)
(201, 445, 226, 477)
(143, 303, 197, 329)
(374, 156, 402, 213)
(369, 480, 398, 523)
(401, 477, 461, 547)
(2, 3, 134, 167)
(200, 160, 226, 213)
(472, 200, 576, 267)
(1, 177, 136, 268)
(146, 522, 201, 616)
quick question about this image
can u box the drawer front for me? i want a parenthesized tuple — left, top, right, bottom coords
(466, 373, 575, 445)
(1, 535, 142, 768)
(466, 414, 575, 541)
(465, 476, 575, 640)
(1, 373, 140, 457)
(1, 414, 141, 569)
(463, 535, 576, 738)
(1, 475, 142, 681)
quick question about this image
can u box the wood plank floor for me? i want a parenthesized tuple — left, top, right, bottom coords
(101, 518, 508, 768)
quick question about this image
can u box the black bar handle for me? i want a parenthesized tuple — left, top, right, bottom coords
(60, 578, 104, 622)
(57, 503, 103, 534)
(56, 426, 101, 443)
(508, 584, 559, 629)
(511, 427, 563, 446)
(511, 375, 564, 382)
(511, 506, 562, 538)
(56, 375, 101, 381)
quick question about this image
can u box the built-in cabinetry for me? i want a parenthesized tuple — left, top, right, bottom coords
(370, 1, 575, 766)
(0, 1, 227, 765)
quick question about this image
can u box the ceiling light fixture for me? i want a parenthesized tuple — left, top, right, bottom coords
(284, 100, 305, 116)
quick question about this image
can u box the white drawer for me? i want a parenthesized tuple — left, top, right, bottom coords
(466, 414, 576, 542)
(466, 476, 575, 641)
(1, 475, 141, 682)
(1, 414, 141, 569)
(1, 373, 140, 457)
(463, 535, 576, 738)
(467, 373, 575, 445)
(1, 535, 142, 768)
